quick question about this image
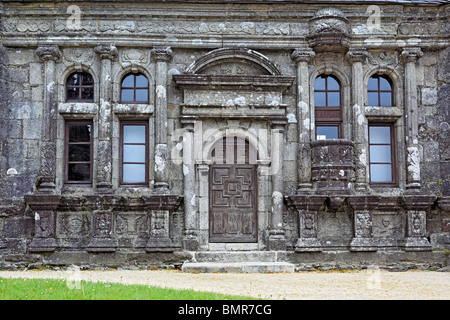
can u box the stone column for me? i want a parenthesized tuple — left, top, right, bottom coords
(289, 195, 327, 252)
(291, 49, 315, 193)
(35, 45, 61, 194)
(25, 195, 61, 252)
(180, 116, 199, 251)
(94, 44, 117, 193)
(268, 117, 287, 250)
(348, 196, 379, 252)
(346, 48, 368, 192)
(401, 48, 423, 191)
(402, 195, 435, 251)
(152, 46, 173, 193)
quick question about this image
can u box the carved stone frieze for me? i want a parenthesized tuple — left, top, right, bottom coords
(87, 211, 117, 252)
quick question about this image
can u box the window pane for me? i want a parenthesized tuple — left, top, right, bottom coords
(314, 92, 326, 107)
(327, 92, 340, 107)
(123, 164, 146, 183)
(81, 87, 94, 100)
(123, 125, 146, 143)
(368, 77, 378, 90)
(68, 163, 90, 182)
(122, 74, 134, 87)
(123, 145, 146, 163)
(135, 89, 148, 102)
(369, 126, 390, 144)
(370, 164, 392, 183)
(316, 126, 339, 140)
(67, 73, 79, 86)
(380, 77, 391, 90)
(327, 77, 339, 90)
(314, 76, 325, 90)
(367, 92, 379, 106)
(121, 89, 134, 102)
(67, 87, 79, 100)
(380, 92, 392, 107)
(370, 145, 391, 163)
(135, 74, 148, 87)
(68, 124, 91, 142)
(69, 144, 91, 162)
(82, 73, 94, 85)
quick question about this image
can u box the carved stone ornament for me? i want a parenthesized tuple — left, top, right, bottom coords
(291, 49, 316, 63)
(307, 8, 350, 49)
(87, 211, 117, 252)
(400, 48, 423, 64)
(94, 44, 118, 60)
(151, 46, 173, 62)
(35, 45, 61, 62)
(346, 48, 368, 63)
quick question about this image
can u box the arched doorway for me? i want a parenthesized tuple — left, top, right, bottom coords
(209, 136, 258, 243)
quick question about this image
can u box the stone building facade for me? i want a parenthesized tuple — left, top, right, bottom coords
(0, 0, 449, 271)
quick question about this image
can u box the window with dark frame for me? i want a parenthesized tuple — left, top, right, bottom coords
(369, 124, 396, 184)
(314, 75, 342, 140)
(66, 72, 94, 102)
(367, 75, 393, 107)
(120, 73, 149, 103)
(120, 121, 149, 185)
(65, 120, 93, 184)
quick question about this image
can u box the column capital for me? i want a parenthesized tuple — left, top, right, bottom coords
(400, 47, 423, 63)
(345, 48, 368, 63)
(180, 115, 198, 131)
(151, 46, 173, 62)
(94, 44, 118, 60)
(270, 116, 287, 132)
(291, 49, 315, 63)
(35, 45, 61, 62)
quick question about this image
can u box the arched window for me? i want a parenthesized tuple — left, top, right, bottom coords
(66, 72, 94, 102)
(120, 73, 149, 103)
(367, 75, 393, 107)
(314, 75, 342, 140)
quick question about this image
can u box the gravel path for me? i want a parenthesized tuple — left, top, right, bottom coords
(0, 269, 449, 300)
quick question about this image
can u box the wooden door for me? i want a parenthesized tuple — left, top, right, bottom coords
(209, 137, 257, 243)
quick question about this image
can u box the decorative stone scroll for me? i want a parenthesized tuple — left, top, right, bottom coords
(348, 196, 380, 252)
(401, 195, 435, 251)
(25, 195, 61, 252)
(142, 195, 182, 252)
(311, 139, 355, 194)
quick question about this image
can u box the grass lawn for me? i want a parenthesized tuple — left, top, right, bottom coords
(0, 278, 256, 300)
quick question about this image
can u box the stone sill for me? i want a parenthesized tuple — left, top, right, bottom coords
(365, 106, 402, 121)
(58, 102, 98, 117)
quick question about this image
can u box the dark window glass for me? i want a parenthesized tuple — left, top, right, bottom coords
(314, 75, 342, 140)
(367, 75, 393, 107)
(121, 73, 149, 103)
(369, 124, 395, 184)
(65, 121, 92, 183)
(66, 72, 94, 102)
(120, 122, 148, 185)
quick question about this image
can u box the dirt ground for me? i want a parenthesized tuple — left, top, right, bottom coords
(0, 269, 449, 300)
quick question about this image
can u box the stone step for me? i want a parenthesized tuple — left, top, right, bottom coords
(192, 251, 278, 263)
(181, 262, 295, 273)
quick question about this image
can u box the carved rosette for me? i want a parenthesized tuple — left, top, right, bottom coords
(311, 139, 355, 194)
(87, 211, 116, 252)
(25, 195, 61, 252)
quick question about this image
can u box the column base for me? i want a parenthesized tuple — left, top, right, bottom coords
(404, 237, 432, 251)
(295, 238, 322, 252)
(86, 237, 116, 252)
(268, 230, 286, 251)
(350, 237, 378, 252)
(96, 182, 113, 194)
(146, 237, 175, 252)
(28, 237, 58, 252)
(182, 231, 199, 251)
